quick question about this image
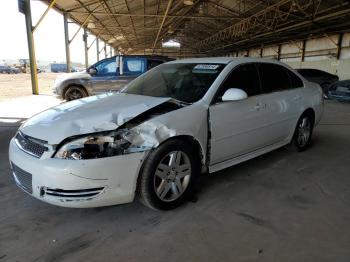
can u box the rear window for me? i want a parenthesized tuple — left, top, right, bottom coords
(288, 71, 304, 88)
(147, 60, 164, 70)
(258, 63, 291, 93)
(124, 58, 145, 75)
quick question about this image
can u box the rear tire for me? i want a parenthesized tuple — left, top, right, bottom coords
(64, 86, 88, 101)
(289, 113, 314, 152)
(137, 139, 200, 210)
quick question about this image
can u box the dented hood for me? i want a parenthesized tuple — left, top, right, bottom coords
(20, 93, 171, 144)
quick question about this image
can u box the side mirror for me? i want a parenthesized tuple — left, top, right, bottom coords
(88, 67, 97, 75)
(222, 88, 248, 102)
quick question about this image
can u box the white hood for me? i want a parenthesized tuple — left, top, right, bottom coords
(20, 93, 171, 144)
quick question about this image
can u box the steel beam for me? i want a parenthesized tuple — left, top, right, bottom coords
(84, 28, 89, 68)
(24, 0, 38, 95)
(70, 11, 238, 20)
(277, 44, 281, 60)
(301, 39, 306, 62)
(33, 0, 57, 32)
(195, 0, 323, 51)
(152, 0, 173, 52)
(96, 37, 99, 61)
(336, 33, 344, 60)
(63, 13, 71, 73)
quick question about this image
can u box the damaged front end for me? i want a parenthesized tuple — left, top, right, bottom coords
(54, 101, 182, 160)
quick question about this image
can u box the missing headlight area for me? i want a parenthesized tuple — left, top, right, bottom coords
(54, 100, 182, 160)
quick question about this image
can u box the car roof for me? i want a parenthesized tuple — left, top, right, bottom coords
(166, 57, 285, 65)
(112, 55, 173, 61)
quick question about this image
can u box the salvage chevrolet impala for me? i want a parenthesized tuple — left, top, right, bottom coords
(9, 58, 323, 210)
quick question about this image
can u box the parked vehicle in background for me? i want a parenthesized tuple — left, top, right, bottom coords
(51, 63, 68, 73)
(0, 65, 20, 74)
(52, 55, 172, 101)
(10, 67, 21, 74)
(296, 68, 339, 96)
(9, 58, 323, 210)
(328, 80, 350, 102)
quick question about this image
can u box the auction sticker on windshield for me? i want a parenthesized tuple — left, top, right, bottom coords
(194, 64, 220, 70)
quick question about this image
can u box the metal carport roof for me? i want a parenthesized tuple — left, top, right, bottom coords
(40, 0, 350, 56)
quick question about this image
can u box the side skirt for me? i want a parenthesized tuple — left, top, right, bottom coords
(208, 139, 290, 173)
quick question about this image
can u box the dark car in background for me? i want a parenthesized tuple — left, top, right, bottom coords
(328, 80, 350, 102)
(0, 65, 20, 74)
(53, 55, 172, 101)
(296, 68, 339, 96)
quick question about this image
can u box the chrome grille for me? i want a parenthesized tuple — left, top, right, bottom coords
(15, 132, 48, 158)
(11, 163, 32, 194)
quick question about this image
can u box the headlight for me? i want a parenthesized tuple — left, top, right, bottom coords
(54, 130, 149, 160)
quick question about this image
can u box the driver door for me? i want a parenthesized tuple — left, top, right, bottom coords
(89, 58, 118, 94)
(209, 63, 270, 165)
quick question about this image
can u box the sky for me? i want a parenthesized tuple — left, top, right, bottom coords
(0, 0, 113, 65)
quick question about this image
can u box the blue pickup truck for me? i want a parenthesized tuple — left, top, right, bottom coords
(52, 55, 172, 101)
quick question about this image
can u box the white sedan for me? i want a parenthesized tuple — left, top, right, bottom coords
(9, 58, 323, 210)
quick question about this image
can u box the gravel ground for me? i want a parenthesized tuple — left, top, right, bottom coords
(0, 73, 60, 101)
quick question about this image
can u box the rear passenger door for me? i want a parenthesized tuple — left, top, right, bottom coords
(257, 63, 304, 144)
(110, 57, 147, 92)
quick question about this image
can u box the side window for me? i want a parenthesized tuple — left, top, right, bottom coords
(95, 58, 117, 76)
(123, 58, 145, 75)
(216, 63, 261, 101)
(147, 59, 163, 70)
(259, 63, 291, 93)
(287, 70, 304, 88)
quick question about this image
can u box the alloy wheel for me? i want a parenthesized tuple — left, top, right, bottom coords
(297, 117, 311, 147)
(154, 150, 191, 202)
(67, 87, 85, 100)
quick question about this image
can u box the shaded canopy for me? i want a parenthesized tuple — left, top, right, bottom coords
(42, 0, 350, 57)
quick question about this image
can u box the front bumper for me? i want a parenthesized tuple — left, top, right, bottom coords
(9, 138, 147, 208)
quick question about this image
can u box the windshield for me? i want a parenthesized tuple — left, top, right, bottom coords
(122, 63, 225, 103)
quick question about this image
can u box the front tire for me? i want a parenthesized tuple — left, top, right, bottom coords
(290, 114, 314, 152)
(137, 139, 199, 210)
(64, 86, 88, 101)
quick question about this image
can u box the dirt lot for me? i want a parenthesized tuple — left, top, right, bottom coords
(0, 73, 59, 101)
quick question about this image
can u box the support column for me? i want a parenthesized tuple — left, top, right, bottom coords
(260, 45, 263, 58)
(110, 46, 112, 57)
(104, 43, 107, 58)
(96, 37, 99, 62)
(83, 28, 88, 68)
(277, 44, 281, 61)
(63, 13, 71, 73)
(336, 33, 344, 60)
(301, 40, 306, 62)
(24, 0, 38, 95)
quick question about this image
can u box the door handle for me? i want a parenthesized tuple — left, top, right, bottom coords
(293, 95, 301, 101)
(254, 103, 265, 110)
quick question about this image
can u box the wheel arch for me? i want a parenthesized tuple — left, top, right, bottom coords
(63, 83, 88, 98)
(156, 135, 206, 168)
(302, 107, 315, 125)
